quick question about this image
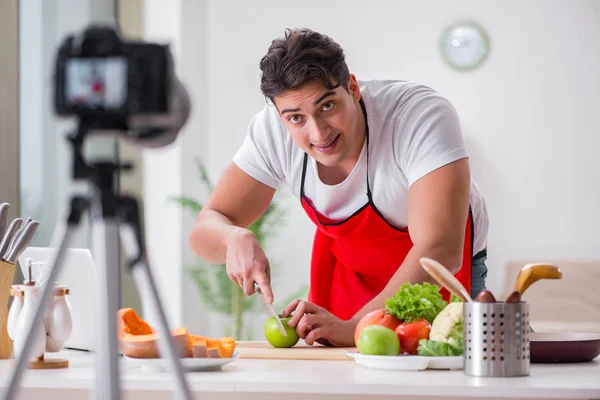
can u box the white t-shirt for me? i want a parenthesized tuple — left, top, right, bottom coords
(233, 80, 489, 254)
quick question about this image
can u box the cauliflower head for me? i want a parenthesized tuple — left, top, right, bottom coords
(429, 302, 463, 348)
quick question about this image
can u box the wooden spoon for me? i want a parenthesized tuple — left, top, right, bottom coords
(512, 263, 562, 298)
(420, 257, 473, 303)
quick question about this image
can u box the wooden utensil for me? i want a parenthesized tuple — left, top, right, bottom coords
(419, 257, 473, 303)
(512, 263, 562, 298)
(505, 291, 522, 303)
(236, 341, 355, 360)
(475, 290, 496, 303)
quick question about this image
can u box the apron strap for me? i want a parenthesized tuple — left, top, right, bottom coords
(300, 153, 308, 198)
(359, 99, 373, 202)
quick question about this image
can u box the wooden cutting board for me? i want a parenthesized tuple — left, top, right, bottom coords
(236, 341, 356, 360)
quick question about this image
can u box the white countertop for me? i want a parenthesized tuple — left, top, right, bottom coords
(1, 349, 599, 400)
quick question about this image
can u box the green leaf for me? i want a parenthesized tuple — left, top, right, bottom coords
(215, 267, 234, 312)
(194, 157, 214, 192)
(417, 339, 463, 357)
(385, 282, 448, 324)
(168, 196, 203, 216)
(449, 293, 463, 303)
(189, 265, 230, 314)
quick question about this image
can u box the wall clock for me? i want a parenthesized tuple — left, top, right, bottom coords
(440, 21, 490, 71)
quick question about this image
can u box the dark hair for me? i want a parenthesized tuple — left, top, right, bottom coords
(259, 28, 350, 102)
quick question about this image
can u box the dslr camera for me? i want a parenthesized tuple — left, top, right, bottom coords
(54, 25, 189, 147)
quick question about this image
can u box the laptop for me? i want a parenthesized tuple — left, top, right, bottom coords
(18, 247, 99, 352)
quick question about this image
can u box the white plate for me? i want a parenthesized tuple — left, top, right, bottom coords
(347, 351, 463, 371)
(425, 355, 464, 370)
(123, 351, 241, 372)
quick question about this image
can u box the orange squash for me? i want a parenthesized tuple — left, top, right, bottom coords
(205, 337, 236, 358)
(117, 308, 236, 359)
(220, 337, 236, 358)
(190, 335, 208, 358)
(117, 308, 191, 359)
(189, 335, 236, 358)
(117, 308, 152, 339)
(120, 327, 193, 359)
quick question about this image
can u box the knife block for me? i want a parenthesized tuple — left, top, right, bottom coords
(0, 260, 16, 359)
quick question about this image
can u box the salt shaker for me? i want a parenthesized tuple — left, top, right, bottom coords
(7, 285, 23, 340)
(13, 270, 46, 361)
(49, 285, 72, 342)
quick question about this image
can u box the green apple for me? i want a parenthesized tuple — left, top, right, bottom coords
(264, 316, 300, 348)
(357, 325, 400, 356)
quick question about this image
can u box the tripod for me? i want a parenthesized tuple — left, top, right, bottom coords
(2, 121, 193, 400)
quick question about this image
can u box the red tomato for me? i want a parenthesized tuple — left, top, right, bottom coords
(354, 309, 401, 345)
(394, 319, 431, 355)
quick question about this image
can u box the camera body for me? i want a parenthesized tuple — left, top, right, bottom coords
(54, 26, 173, 119)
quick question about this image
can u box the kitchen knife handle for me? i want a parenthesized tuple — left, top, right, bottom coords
(4, 221, 39, 264)
(253, 281, 262, 294)
(0, 203, 9, 240)
(0, 218, 23, 260)
(7, 217, 32, 255)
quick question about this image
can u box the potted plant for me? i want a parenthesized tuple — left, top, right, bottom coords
(170, 158, 307, 339)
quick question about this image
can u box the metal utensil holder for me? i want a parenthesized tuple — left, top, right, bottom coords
(464, 301, 530, 377)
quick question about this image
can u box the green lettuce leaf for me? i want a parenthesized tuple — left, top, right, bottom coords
(417, 339, 463, 357)
(385, 282, 447, 324)
(449, 293, 463, 303)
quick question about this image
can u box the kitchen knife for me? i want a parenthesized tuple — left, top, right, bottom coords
(4, 220, 39, 264)
(0, 203, 9, 240)
(253, 282, 287, 337)
(0, 218, 23, 260)
(7, 217, 32, 255)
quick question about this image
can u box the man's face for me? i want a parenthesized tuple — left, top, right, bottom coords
(274, 75, 363, 168)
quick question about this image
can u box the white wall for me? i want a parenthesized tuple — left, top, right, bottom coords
(143, 0, 212, 330)
(142, 0, 600, 337)
(142, 0, 184, 328)
(19, 0, 46, 233)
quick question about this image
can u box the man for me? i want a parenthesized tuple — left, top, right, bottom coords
(189, 28, 489, 347)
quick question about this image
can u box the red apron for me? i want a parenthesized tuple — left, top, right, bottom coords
(300, 100, 474, 321)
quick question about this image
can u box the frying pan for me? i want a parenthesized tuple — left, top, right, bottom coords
(530, 332, 600, 363)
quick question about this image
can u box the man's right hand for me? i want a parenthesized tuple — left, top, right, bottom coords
(225, 228, 273, 303)
(189, 162, 277, 303)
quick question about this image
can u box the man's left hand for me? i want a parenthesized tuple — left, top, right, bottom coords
(281, 299, 355, 347)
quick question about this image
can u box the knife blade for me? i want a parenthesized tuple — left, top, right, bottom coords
(0, 203, 9, 240)
(4, 220, 39, 264)
(0, 218, 23, 260)
(253, 282, 287, 337)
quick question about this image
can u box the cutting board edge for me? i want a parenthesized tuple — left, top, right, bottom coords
(236, 341, 357, 361)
